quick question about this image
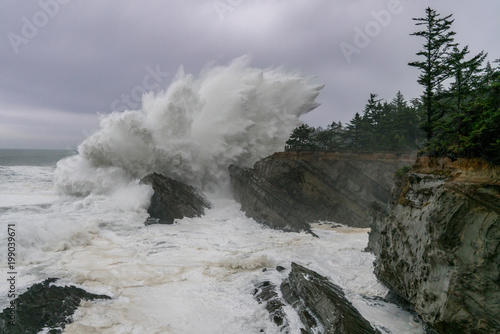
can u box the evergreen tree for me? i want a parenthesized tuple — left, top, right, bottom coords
(285, 124, 315, 150)
(446, 46, 487, 113)
(345, 113, 363, 151)
(409, 7, 457, 140)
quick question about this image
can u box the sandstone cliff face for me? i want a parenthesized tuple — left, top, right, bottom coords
(369, 157, 500, 333)
(229, 151, 413, 232)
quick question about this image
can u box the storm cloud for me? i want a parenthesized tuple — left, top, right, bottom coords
(1, 0, 499, 148)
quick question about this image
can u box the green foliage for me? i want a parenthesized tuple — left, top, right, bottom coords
(285, 8, 500, 164)
(395, 165, 412, 180)
(285, 92, 424, 153)
(285, 124, 318, 151)
(408, 7, 457, 141)
(409, 8, 500, 163)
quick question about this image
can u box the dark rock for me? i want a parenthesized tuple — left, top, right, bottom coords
(369, 157, 500, 333)
(253, 281, 289, 332)
(281, 262, 380, 334)
(280, 281, 319, 333)
(0, 278, 111, 334)
(276, 266, 286, 272)
(229, 152, 412, 232)
(141, 173, 211, 224)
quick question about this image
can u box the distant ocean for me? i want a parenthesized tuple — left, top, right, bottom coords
(0, 149, 75, 166)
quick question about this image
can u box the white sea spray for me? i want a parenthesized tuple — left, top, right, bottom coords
(55, 56, 323, 197)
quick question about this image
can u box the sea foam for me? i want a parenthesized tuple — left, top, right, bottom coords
(55, 56, 323, 197)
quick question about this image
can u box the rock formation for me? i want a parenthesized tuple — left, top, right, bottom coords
(0, 278, 110, 334)
(141, 173, 211, 224)
(229, 151, 413, 232)
(253, 280, 289, 332)
(368, 157, 500, 333)
(281, 262, 380, 334)
(253, 263, 379, 333)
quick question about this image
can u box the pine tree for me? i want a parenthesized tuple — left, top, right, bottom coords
(447, 46, 487, 113)
(409, 7, 457, 140)
(345, 113, 363, 151)
(285, 124, 315, 150)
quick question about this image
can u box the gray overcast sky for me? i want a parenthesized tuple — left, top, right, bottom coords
(1, 0, 499, 149)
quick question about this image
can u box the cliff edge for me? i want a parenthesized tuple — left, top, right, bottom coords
(229, 151, 413, 232)
(368, 156, 500, 333)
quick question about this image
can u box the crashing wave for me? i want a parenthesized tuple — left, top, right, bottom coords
(55, 56, 323, 197)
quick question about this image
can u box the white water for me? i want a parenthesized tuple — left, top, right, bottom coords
(1, 59, 424, 333)
(55, 56, 323, 197)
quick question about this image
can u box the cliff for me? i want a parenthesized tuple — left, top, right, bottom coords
(229, 151, 413, 232)
(368, 157, 500, 333)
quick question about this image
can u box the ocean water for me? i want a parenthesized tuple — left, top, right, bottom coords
(0, 58, 424, 333)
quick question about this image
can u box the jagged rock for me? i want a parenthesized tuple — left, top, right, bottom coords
(281, 262, 380, 334)
(141, 173, 211, 224)
(368, 157, 500, 333)
(0, 278, 110, 334)
(229, 151, 413, 232)
(253, 281, 289, 332)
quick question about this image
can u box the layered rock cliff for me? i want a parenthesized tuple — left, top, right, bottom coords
(368, 157, 500, 333)
(229, 151, 413, 232)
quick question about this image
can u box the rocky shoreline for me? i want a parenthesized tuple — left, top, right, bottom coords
(230, 152, 499, 333)
(3, 152, 497, 333)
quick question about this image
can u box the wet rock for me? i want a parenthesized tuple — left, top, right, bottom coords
(253, 281, 289, 332)
(282, 262, 380, 334)
(0, 278, 111, 334)
(229, 152, 412, 233)
(369, 157, 500, 333)
(141, 173, 211, 224)
(280, 281, 319, 333)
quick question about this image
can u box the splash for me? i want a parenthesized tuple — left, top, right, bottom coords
(55, 57, 323, 196)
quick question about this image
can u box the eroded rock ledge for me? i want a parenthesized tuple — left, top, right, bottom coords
(229, 151, 413, 232)
(369, 156, 500, 333)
